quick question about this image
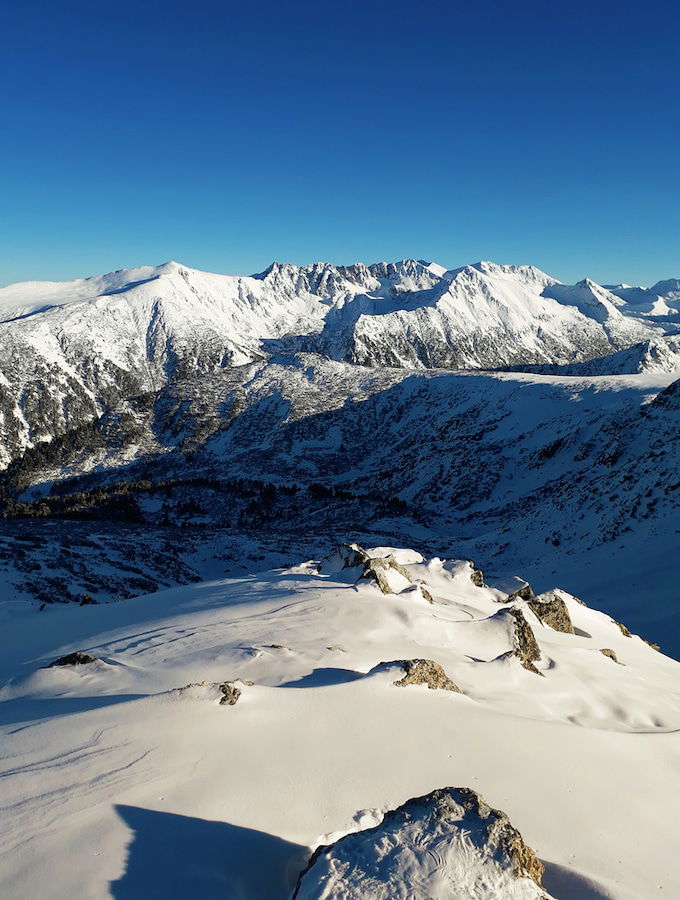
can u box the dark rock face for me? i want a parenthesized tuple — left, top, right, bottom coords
(47, 651, 98, 667)
(528, 591, 574, 634)
(293, 786, 547, 898)
(389, 658, 460, 693)
(507, 583, 536, 603)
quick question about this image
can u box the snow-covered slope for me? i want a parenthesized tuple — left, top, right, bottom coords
(5, 352, 680, 655)
(1, 547, 678, 898)
(0, 257, 668, 466)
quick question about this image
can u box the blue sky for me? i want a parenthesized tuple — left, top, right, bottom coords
(1, 0, 678, 287)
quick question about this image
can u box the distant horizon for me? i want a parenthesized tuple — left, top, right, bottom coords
(1, 253, 677, 292)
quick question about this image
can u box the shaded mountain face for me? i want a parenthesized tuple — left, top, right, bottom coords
(0, 257, 672, 467)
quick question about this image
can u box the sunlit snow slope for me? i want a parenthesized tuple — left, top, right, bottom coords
(1, 548, 678, 899)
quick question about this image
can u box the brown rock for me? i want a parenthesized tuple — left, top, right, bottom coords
(509, 608, 543, 675)
(391, 658, 460, 692)
(599, 648, 619, 663)
(528, 591, 574, 634)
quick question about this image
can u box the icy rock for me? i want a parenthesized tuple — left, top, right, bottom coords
(47, 651, 98, 667)
(293, 786, 549, 899)
(528, 591, 574, 634)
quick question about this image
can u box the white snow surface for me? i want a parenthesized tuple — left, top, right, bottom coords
(1, 551, 678, 898)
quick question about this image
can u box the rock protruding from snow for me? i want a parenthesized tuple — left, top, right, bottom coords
(469, 561, 486, 587)
(318, 543, 368, 575)
(509, 608, 542, 674)
(599, 649, 620, 663)
(47, 651, 98, 667)
(319, 543, 418, 595)
(218, 680, 253, 706)
(527, 591, 574, 634)
(386, 658, 460, 693)
(293, 787, 550, 899)
(359, 555, 414, 594)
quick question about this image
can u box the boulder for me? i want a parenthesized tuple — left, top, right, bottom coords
(293, 787, 550, 899)
(528, 591, 574, 634)
(388, 658, 460, 693)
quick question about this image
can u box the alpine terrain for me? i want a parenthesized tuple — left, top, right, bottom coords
(1, 257, 679, 899)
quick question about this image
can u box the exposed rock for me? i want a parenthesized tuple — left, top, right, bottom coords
(643, 638, 661, 651)
(469, 561, 485, 587)
(293, 787, 549, 899)
(420, 584, 434, 604)
(611, 618, 632, 637)
(218, 679, 253, 706)
(318, 542, 368, 574)
(318, 543, 419, 596)
(528, 590, 574, 634)
(390, 658, 460, 693)
(509, 608, 543, 675)
(47, 651, 98, 667)
(359, 555, 414, 595)
(599, 648, 619, 663)
(508, 582, 536, 602)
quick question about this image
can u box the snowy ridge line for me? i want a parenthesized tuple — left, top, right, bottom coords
(0, 256, 677, 467)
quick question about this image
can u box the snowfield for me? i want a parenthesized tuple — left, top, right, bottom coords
(1, 548, 678, 898)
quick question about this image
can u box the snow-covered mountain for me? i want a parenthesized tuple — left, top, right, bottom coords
(1, 545, 678, 898)
(0, 257, 672, 466)
(3, 255, 680, 899)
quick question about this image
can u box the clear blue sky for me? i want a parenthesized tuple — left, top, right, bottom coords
(1, 0, 678, 287)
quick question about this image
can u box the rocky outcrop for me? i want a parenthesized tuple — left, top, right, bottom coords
(528, 590, 574, 634)
(319, 542, 419, 596)
(293, 787, 549, 898)
(508, 582, 536, 602)
(611, 617, 632, 637)
(218, 680, 253, 706)
(509, 608, 542, 674)
(388, 659, 460, 693)
(469, 562, 485, 587)
(318, 542, 368, 574)
(599, 648, 619, 663)
(47, 651, 98, 667)
(359, 555, 414, 594)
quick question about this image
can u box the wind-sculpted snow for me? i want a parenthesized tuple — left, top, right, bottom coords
(0, 256, 671, 466)
(1, 549, 678, 898)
